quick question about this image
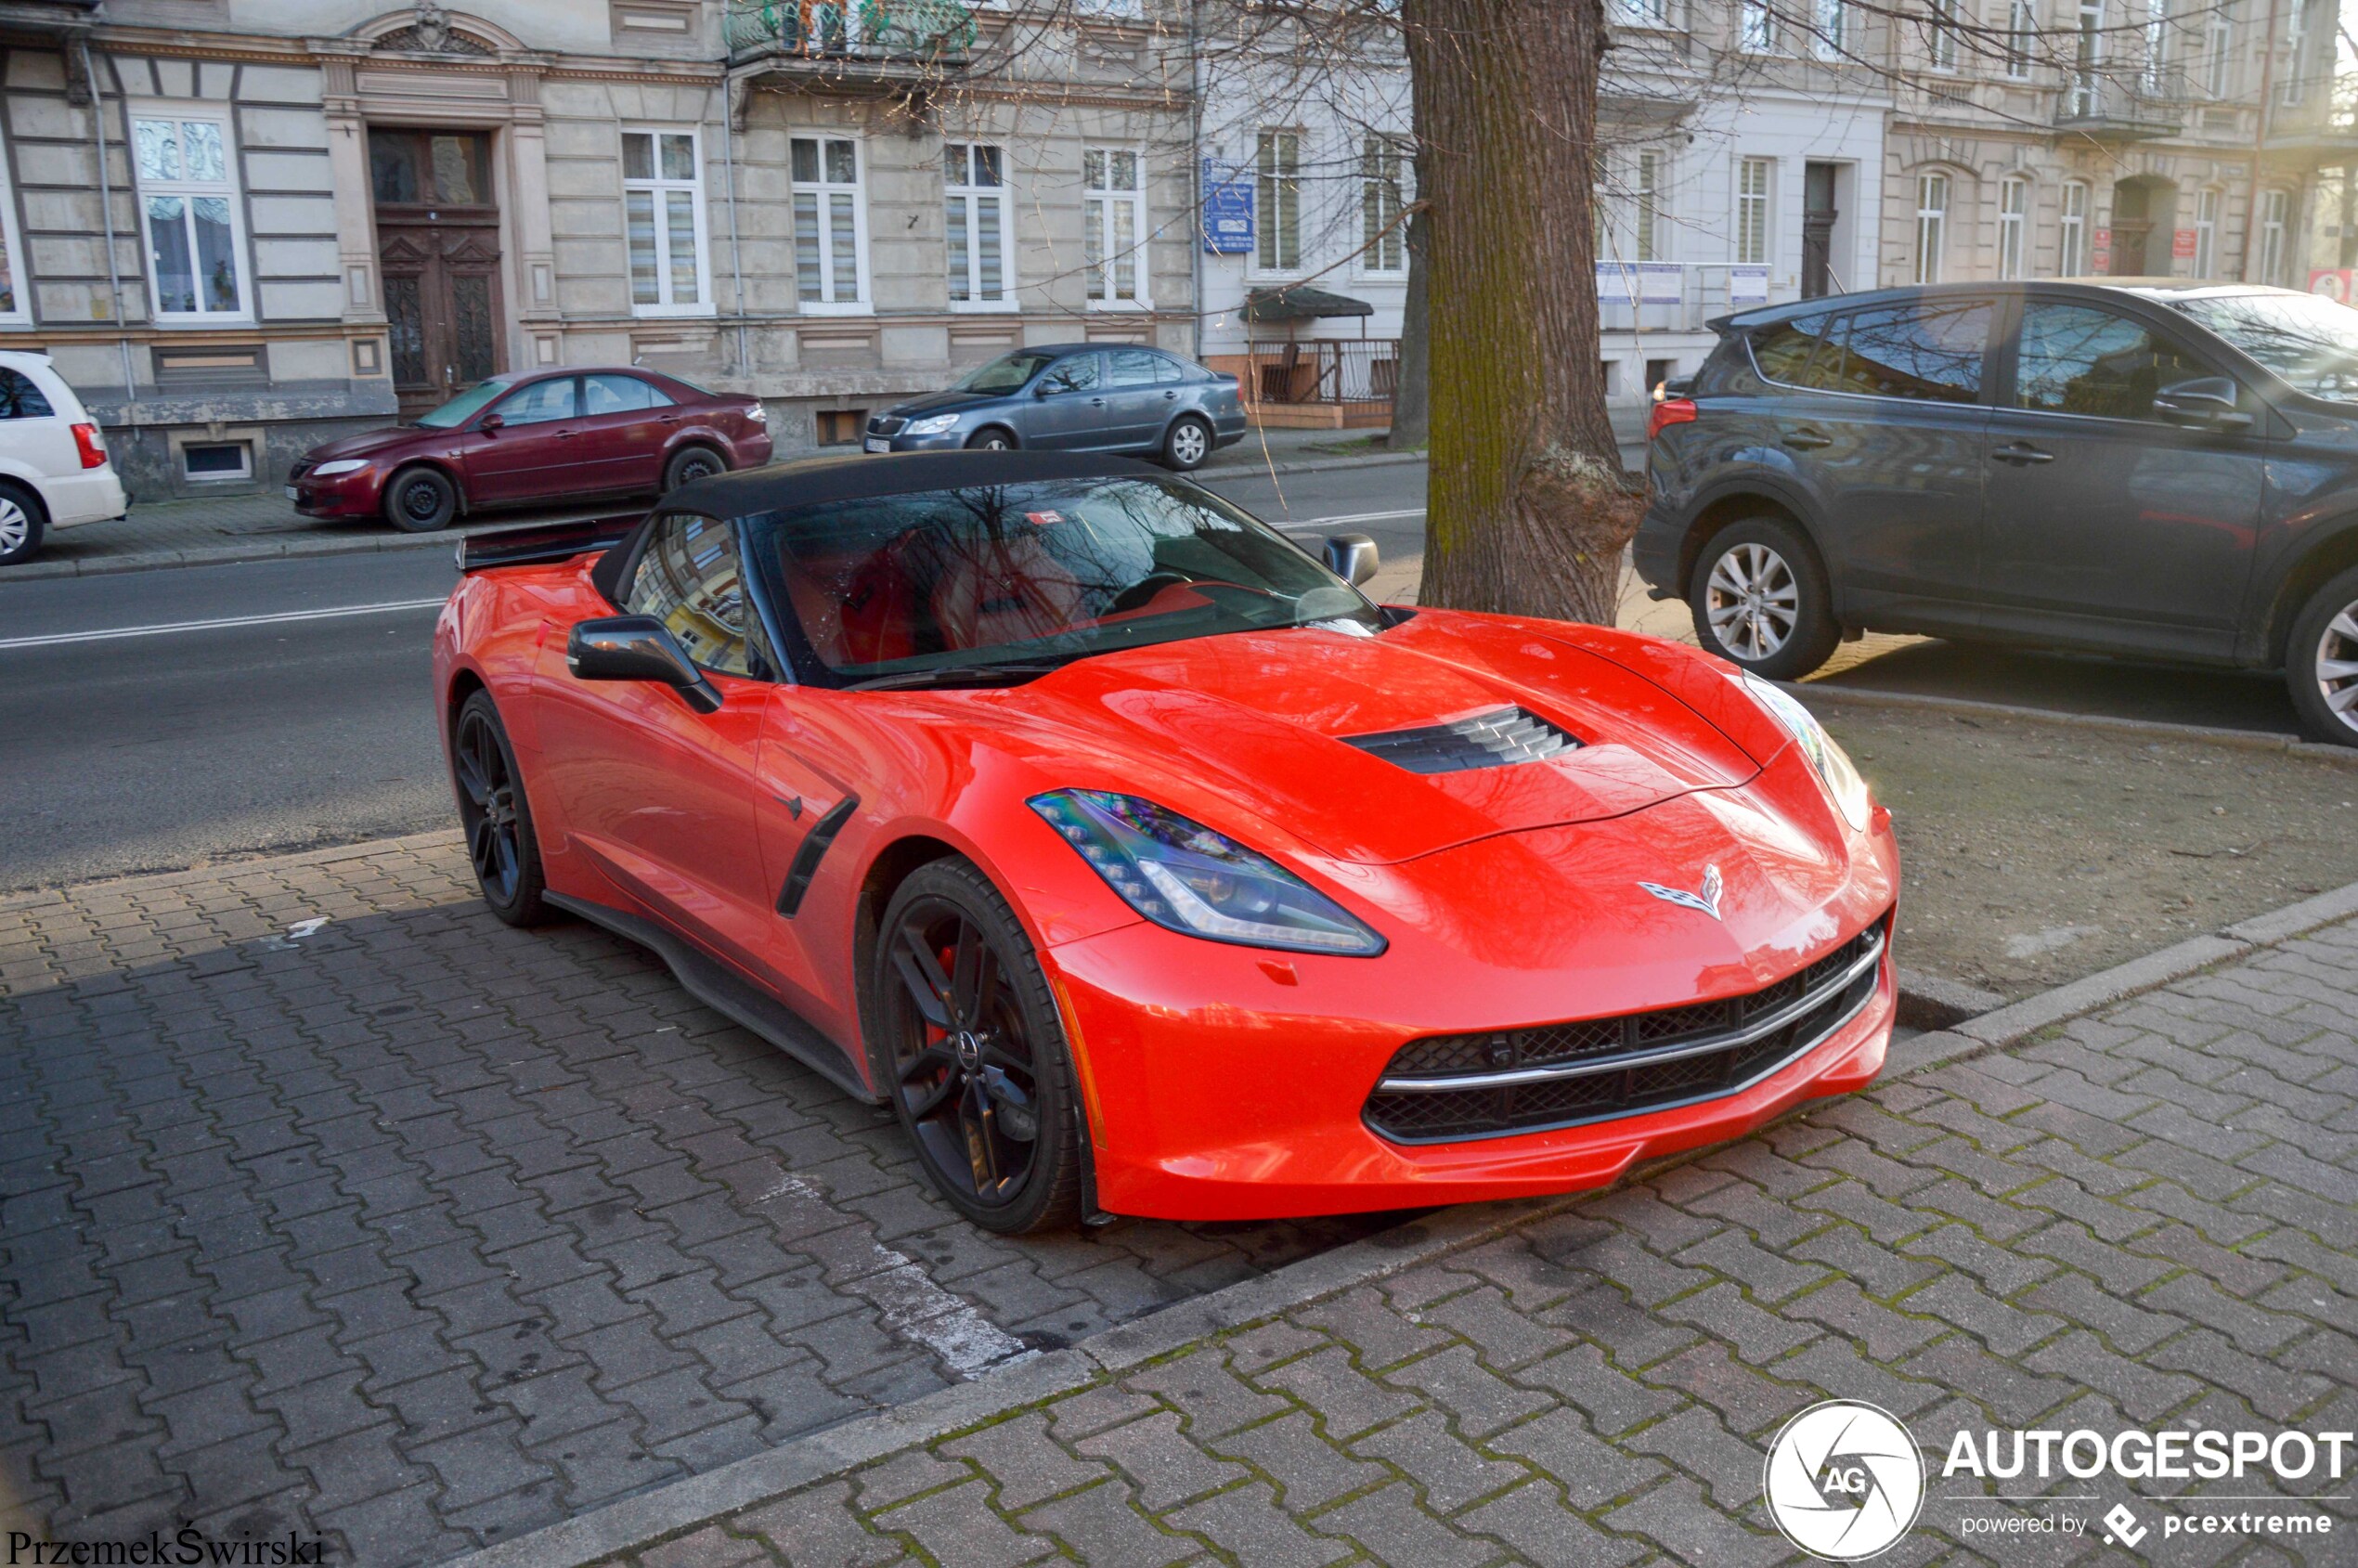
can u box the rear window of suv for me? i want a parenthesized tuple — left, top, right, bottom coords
(1749, 298, 1991, 405)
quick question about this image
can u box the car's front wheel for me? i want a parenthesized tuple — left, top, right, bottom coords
(450, 691, 554, 926)
(875, 858, 1084, 1235)
(1162, 415, 1213, 473)
(1690, 516, 1841, 681)
(0, 481, 45, 567)
(384, 466, 458, 533)
(2287, 563, 2358, 748)
(964, 428, 1015, 452)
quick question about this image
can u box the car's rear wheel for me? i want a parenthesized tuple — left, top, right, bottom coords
(451, 691, 553, 927)
(1162, 415, 1213, 472)
(663, 445, 726, 492)
(0, 482, 45, 567)
(2287, 564, 2358, 748)
(1690, 516, 1840, 680)
(384, 466, 458, 533)
(965, 428, 1015, 451)
(875, 859, 1083, 1235)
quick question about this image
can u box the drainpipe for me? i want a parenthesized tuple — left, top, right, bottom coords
(2237, 0, 2285, 281)
(79, 35, 136, 421)
(721, 65, 750, 379)
(1187, 0, 1204, 361)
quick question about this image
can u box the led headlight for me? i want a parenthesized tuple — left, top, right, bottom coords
(1030, 790, 1386, 956)
(311, 459, 369, 478)
(905, 413, 962, 436)
(1739, 674, 1873, 833)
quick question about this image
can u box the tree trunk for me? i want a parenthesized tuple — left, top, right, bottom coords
(1387, 198, 1431, 450)
(1403, 0, 1639, 625)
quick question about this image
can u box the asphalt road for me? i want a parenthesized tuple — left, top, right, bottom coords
(0, 464, 1431, 893)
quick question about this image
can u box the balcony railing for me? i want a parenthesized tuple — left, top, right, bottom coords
(2056, 67, 2192, 136)
(1203, 340, 1401, 429)
(725, 0, 977, 65)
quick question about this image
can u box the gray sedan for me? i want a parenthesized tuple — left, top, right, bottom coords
(863, 343, 1249, 472)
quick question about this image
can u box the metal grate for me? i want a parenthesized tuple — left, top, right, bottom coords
(866, 414, 908, 436)
(1364, 920, 1886, 1144)
(1341, 706, 1579, 775)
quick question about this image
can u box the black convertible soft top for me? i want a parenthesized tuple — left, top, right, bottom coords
(590, 448, 1173, 604)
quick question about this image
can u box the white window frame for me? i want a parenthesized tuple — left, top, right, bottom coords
(2073, 0, 2105, 113)
(2205, 3, 2235, 96)
(2059, 179, 2089, 274)
(1357, 135, 1408, 279)
(129, 102, 252, 327)
(2142, 0, 2172, 94)
(1929, 0, 1962, 69)
(2260, 188, 2288, 283)
(1738, 0, 1776, 51)
(1915, 171, 1949, 284)
(1084, 146, 1150, 309)
(1998, 176, 2029, 279)
(2005, 0, 2037, 77)
(1812, 0, 1847, 58)
(621, 126, 714, 319)
(1254, 129, 1302, 277)
(2281, 0, 2309, 104)
(1735, 157, 1772, 266)
(0, 130, 28, 328)
(1613, 0, 1674, 27)
(944, 140, 1016, 312)
(790, 134, 872, 316)
(2193, 186, 2220, 276)
(1634, 149, 1666, 262)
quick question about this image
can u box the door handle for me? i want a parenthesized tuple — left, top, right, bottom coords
(1164, 390, 1178, 400)
(1992, 443, 2054, 464)
(555, 429, 579, 438)
(1090, 397, 1106, 407)
(1781, 428, 1833, 450)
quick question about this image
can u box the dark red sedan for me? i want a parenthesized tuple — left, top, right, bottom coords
(290, 368, 771, 533)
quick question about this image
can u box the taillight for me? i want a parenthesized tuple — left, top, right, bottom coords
(745, 403, 768, 422)
(71, 422, 107, 469)
(1646, 397, 1697, 442)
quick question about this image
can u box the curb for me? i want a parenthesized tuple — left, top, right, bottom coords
(0, 828, 467, 914)
(437, 874, 2358, 1568)
(0, 452, 1431, 583)
(1788, 679, 2358, 767)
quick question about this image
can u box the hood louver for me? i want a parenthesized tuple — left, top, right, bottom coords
(1341, 706, 1580, 774)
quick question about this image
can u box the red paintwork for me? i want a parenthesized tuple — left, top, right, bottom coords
(434, 555, 1902, 1221)
(292, 368, 770, 523)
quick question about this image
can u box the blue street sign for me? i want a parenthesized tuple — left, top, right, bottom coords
(1201, 158, 1255, 253)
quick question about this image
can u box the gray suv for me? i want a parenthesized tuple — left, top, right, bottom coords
(1635, 280, 2358, 746)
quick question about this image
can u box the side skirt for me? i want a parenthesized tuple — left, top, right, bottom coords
(545, 890, 884, 1105)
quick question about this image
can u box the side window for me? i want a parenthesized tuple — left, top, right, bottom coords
(1749, 311, 1844, 389)
(496, 378, 580, 426)
(625, 513, 769, 679)
(1043, 354, 1101, 393)
(0, 369, 55, 420)
(1153, 355, 1186, 385)
(1107, 349, 1160, 389)
(2012, 302, 2215, 421)
(583, 373, 667, 416)
(1837, 299, 1989, 404)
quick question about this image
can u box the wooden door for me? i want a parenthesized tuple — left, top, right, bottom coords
(372, 130, 504, 419)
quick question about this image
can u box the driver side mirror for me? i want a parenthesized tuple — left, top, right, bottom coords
(478, 413, 505, 434)
(1324, 533, 1380, 588)
(2154, 376, 2254, 433)
(565, 616, 722, 713)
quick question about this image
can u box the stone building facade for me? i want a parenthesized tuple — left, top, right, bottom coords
(0, 0, 1194, 497)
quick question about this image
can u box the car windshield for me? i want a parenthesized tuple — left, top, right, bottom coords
(745, 475, 1381, 689)
(413, 378, 513, 429)
(2167, 291, 2358, 402)
(949, 351, 1056, 395)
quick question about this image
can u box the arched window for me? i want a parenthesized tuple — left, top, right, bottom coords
(1999, 177, 2030, 279)
(2193, 187, 2222, 276)
(2260, 188, 2290, 283)
(1915, 172, 1950, 284)
(2058, 180, 2091, 274)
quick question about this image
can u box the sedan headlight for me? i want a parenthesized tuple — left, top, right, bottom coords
(1030, 790, 1386, 955)
(311, 459, 369, 478)
(1739, 674, 1873, 833)
(905, 413, 962, 436)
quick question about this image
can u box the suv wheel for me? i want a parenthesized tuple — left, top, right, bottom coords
(2287, 563, 2358, 748)
(1689, 516, 1841, 680)
(0, 481, 45, 567)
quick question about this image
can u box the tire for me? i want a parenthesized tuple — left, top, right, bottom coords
(384, 466, 458, 533)
(874, 858, 1085, 1235)
(1689, 515, 1841, 681)
(964, 427, 1016, 452)
(450, 691, 555, 927)
(0, 481, 45, 567)
(2286, 563, 2358, 748)
(1161, 415, 1213, 473)
(663, 445, 727, 492)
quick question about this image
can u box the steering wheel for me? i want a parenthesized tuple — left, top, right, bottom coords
(1108, 571, 1195, 613)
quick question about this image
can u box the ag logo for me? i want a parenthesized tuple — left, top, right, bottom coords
(1762, 1399, 1924, 1561)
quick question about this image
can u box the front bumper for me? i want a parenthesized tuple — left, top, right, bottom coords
(868, 430, 969, 453)
(292, 467, 388, 518)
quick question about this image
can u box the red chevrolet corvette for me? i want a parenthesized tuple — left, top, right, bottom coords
(433, 451, 1899, 1233)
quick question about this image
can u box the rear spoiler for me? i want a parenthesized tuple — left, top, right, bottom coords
(456, 512, 642, 575)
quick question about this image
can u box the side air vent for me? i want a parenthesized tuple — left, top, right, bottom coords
(1341, 706, 1579, 774)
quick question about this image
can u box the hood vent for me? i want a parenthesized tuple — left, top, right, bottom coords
(1341, 706, 1579, 774)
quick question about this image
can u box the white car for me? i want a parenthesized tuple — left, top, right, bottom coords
(0, 349, 129, 566)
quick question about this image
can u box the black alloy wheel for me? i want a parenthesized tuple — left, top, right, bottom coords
(450, 692, 552, 926)
(385, 466, 458, 533)
(664, 445, 726, 492)
(875, 859, 1082, 1233)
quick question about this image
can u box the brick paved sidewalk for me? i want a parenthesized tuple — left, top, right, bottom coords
(491, 919, 2358, 1568)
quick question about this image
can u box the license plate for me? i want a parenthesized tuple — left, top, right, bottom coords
(864, 438, 890, 453)
(284, 486, 299, 500)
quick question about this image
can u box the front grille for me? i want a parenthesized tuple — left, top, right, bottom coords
(1342, 706, 1578, 774)
(287, 460, 313, 481)
(1365, 920, 1887, 1144)
(868, 415, 907, 437)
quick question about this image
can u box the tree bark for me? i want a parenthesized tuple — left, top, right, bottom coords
(1403, 0, 1639, 625)
(1387, 197, 1431, 450)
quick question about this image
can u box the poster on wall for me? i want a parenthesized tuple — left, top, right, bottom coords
(1729, 266, 1770, 304)
(1199, 160, 1254, 254)
(2312, 270, 2356, 303)
(2171, 228, 2198, 260)
(1597, 262, 1685, 305)
(2091, 227, 2113, 272)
